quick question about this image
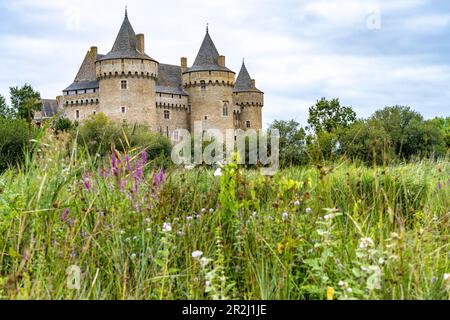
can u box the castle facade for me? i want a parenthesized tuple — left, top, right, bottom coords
(62, 10, 264, 139)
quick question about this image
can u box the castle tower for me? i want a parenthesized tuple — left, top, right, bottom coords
(182, 27, 236, 134)
(233, 61, 264, 130)
(95, 9, 159, 128)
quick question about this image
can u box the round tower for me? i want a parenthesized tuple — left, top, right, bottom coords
(233, 61, 264, 131)
(182, 28, 235, 134)
(95, 9, 159, 129)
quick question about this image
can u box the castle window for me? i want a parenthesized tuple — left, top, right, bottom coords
(121, 80, 128, 90)
(173, 130, 179, 141)
(93, 111, 96, 115)
(164, 110, 170, 120)
(246, 121, 251, 129)
(76, 110, 80, 119)
(204, 116, 208, 120)
(222, 102, 229, 117)
(188, 105, 192, 113)
(200, 81, 206, 90)
(121, 107, 126, 114)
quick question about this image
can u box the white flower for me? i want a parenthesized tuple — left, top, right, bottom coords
(294, 200, 301, 206)
(209, 208, 215, 213)
(444, 273, 450, 281)
(186, 216, 193, 221)
(162, 222, 172, 233)
(338, 281, 346, 287)
(324, 214, 333, 221)
(359, 237, 374, 249)
(305, 208, 312, 213)
(205, 281, 211, 287)
(201, 208, 207, 213)
(347, 288, 353, 293)
(282, 212, 289, 220)
(146, 228, 151, 233)
(131, 254, 137, 260)
(214, 168, 222, 177)
(192, 250, 203, 259)
(200, 257, 209, 267)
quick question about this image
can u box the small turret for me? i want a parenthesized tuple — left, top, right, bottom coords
(233, 61, 264, 130)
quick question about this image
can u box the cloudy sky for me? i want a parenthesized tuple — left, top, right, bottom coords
(0, 0, 449, 127)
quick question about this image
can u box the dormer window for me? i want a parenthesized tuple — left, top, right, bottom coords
(121, 80, 128, 90)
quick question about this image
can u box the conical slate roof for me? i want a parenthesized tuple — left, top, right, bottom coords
(98, 11, 155, 62)
(234, 61, 261, 93)
(188, 29, 233, 73)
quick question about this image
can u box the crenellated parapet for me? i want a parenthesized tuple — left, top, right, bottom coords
(95, 58, 158, 80)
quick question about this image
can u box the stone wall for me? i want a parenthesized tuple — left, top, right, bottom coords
(63, 92, 100, 121)
(156, 92, 189, 140)
(96, 58, 158, 129)
(233, 91, 264, 130)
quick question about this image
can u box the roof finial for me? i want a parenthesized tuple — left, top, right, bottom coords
(206, 23, 209, 33)
(125, 6, 128, 18)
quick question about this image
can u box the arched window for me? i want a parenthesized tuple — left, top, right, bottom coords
(222, 102, 229, 117)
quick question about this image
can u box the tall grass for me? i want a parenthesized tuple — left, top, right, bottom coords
(0, 132, 448, 300)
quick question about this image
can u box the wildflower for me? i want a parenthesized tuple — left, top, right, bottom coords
(324, 214, 333, 221)
(61, 208, 70, 222)
(305, 207, 312, 213)
(294, 200, 301, 206)
(205, 281, 211, 288)
(338, 281, 346, 287)
(192, 250, 203, 259)
(141, 150, 148, 166)
(326, 287, 335, 300)
(83, 174, 91, 191)
(282, 212, 289, 220)
(347, 288, 353, 293)
(154, 168, 165, 189)
(131, 254, 137, 260)
(444, 274, 450, 281)
(200, 257, 209, 267)
(201, 208, 207, 213)
(146, 228, 151, 233)
(359, 237, 374, 249)
(209, 208, 214, 213)
(162, 222, 172, 233)
(214, 168, 222, 177)
(23, 249, 30, 261)
(438, 181, 442, 191)
(186, 216, 193, 222)
(125, 155, 132, 171)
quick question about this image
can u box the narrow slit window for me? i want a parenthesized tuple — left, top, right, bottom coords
(121, 80, 128, 90)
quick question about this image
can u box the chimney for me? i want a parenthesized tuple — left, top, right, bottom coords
(218, 55, 225, 67)
(252, 79, 256, 88)
(136, 34, 145, 53)
(90, 46, 98, 56)
(181, 57, 188, 70)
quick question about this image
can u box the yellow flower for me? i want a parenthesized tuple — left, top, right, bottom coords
(326, 287, 335, 300)
(277, 243, 285, 254)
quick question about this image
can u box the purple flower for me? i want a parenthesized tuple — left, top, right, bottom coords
(61, 208, 70, 222)
(438, 181, 442, 190)
(125, 154, 132, 171)
(141, 150, 148, 166)
(153, 168, 165, 189)
(83, 174, 91, 191)
(111, 152, 119, 176)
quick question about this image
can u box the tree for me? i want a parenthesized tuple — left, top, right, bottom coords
(0, 94, 14, 119)
(308, 98, 357, 134)
(52, 117, 73, 134)
(337, 120, 392, 165)
(370, 106, 423, 159)
(9, 84, 42, 123)
(0, 118, 38, 172)
(268, 120, 307, 167)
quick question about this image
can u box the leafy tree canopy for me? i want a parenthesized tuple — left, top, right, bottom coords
(9, 84, 42, 123)
(308, 98, 357, 134)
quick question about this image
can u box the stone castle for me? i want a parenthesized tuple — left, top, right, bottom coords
(62, 9, 264, 139)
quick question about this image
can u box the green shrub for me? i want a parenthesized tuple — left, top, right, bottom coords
(0, 118, 38, 172)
